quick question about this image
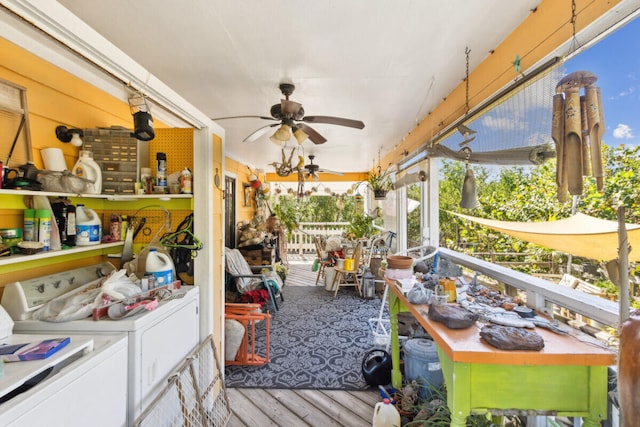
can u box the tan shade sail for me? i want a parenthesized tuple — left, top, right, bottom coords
(452, 212, 640, 262)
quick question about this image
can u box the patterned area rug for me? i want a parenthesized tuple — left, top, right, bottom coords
(224, 285, 388, 390)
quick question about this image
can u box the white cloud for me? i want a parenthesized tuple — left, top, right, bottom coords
(481, 114, 525, 131)
(613, 123, 634, 139)
(618, 86, 635, 97)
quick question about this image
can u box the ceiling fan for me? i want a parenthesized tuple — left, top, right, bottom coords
(213, 83, 365, 145)
(303, 155, 344, 181)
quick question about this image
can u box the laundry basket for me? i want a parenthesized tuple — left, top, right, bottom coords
(369, 318, 390, 347)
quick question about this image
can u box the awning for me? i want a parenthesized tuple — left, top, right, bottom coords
(451, 212, 640, 262)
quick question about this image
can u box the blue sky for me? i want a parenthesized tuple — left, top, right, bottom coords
(565, 16, 640, 147)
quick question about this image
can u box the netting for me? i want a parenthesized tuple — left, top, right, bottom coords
(133, 336, 231, 427)
(434, 63, 564, 165)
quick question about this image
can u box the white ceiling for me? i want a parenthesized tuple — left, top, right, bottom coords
(57, 0, 542, 173)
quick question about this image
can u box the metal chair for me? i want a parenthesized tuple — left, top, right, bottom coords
(331, 241, 363, 297)
(224, 247, 283, 312)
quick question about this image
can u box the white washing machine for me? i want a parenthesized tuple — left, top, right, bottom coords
(1, 263, 200, 426)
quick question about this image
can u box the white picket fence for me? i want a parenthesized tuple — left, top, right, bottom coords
(288, 222, 350, 255)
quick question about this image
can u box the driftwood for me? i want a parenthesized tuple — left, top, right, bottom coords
(428, 303, 478, 329)
(619, 311, 640, 427)
(480, 324, 544, 351)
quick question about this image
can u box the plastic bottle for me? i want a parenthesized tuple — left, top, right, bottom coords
(36, 209, 52, 251)
(75, 204, 102, 246)
(372, 398, 401, 427)
(51, 199, 68, 246)
(145, 248, 174, 288)
(180, 167, 192, 194)
(23, 209, 36, 242)
(110, 214, 121, 241)
(65, 202, 77, 247)
(120, 215, 128, 241)
(156, 152, 167, 190)
(72, 150, 102, 194)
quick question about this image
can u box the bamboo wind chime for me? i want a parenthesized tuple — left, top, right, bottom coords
(552, 70, 605, 202)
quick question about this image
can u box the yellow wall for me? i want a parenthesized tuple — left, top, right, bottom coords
(225, 156, 256, 224)
(0, 38, 197, 291)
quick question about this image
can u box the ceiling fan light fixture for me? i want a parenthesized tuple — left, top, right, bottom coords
(293, 127, 308, 144)
(269, 134, 286, 146)
(272, 124, 291, 142)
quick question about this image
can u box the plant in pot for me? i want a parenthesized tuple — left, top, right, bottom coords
(346, 212, 378, 240)
(366, 164, 394, 200)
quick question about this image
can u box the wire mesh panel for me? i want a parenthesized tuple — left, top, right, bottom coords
(134, 336, 231, 427)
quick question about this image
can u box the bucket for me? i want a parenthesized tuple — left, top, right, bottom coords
(403, 338, 444, 399)
(145, 248, 174, 287)
(75, 204, 101, 246)
(344, 258, 354, 270)
(335, 258, 345, 269)
(72, 150, 102, 194)
(324, 266, 336, 291)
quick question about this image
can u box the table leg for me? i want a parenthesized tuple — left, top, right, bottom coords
(389, 292, 403, 390)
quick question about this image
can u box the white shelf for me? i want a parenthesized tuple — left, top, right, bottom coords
(0, 189, 192, 201)
(0, 242, 124, 266)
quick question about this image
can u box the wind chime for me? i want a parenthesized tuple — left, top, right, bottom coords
(552, 70, 605, 202)
(459, 47, 478, 210)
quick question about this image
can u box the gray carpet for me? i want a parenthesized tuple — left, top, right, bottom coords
(224, 285, 388, 390)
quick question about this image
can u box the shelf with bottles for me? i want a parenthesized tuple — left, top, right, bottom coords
(0, 241, 124, 267)
(0, 188, 193, 201)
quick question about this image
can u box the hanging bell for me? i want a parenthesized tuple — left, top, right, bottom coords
(459, 165, 477, 209)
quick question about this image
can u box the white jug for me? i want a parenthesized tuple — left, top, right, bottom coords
(145, 248, 174, 288)
(72, 150, 102, 194)
(75, 204, 101, 246)
(372, 398, 401, 427)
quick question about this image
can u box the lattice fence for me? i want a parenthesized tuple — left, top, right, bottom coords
(134, 335, 231, 427)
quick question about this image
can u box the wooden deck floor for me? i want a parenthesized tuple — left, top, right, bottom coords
(226, 258, 380, 426)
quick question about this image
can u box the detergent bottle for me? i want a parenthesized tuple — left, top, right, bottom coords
(145, 248, 174, 288)
(72, 150, 102, 194)
(372, 398, 401, 427)
(75, 204, 101, 246)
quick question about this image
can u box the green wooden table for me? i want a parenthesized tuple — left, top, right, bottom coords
(386, 278, 616, 427)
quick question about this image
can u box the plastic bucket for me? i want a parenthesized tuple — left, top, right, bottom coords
(403, 338, 444, 399)
(344, 258, 354, 270)
(324, 267, 336, 291)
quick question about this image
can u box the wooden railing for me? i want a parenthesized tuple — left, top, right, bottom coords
(288, 222, 349, 255)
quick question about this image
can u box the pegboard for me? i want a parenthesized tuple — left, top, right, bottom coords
(101, 207, 193, 246)
(147, 128, 193, 176)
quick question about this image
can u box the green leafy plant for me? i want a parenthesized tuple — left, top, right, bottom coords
(345, 212, 377, 239)
(365, 164, 394, 193)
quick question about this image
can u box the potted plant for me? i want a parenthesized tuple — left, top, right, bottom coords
(366, 164, 394, 200)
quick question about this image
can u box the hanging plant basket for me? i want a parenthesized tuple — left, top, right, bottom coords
(374, 189, 388, 200)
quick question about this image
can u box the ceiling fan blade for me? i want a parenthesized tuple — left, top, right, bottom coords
(318, 168, 344, 176)
(302, 116, 365, 129)
(211, 115, 277, 121)
(298, 123, 327, 145)
(243, 123, 279, 143)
